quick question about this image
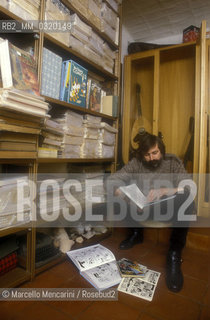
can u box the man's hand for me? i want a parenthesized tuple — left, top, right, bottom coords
(114, 188, 124, 197)
(147, 188, 177, 202)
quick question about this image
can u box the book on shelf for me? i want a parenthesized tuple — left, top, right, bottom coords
(101, 95, 118, 117)
(38, 147, 58, 158)
(60, 60, 88, 108)
(117, 258, 147, 278)
(0, 150, 37, 158)
(118, 269, 161, 301)
(0, 123, 41, 134)
(41, 47, 62, 100)
(119, 183, 176, 210)
(0, 141, 36, 151)
(0, 132, 37, 143)
(0, 89, 49, 118)
(0, 39, 40, 96)
(67, 244, 122, 291)
(0, 109, 43, 124)
(88, 80, 102, 112)
(0, 88, 47, 107)
(0, 114, 42, 129)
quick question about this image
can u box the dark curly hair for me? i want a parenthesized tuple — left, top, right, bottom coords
(135, 132, 166, 161)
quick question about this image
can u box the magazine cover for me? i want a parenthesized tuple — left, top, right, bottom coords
(60, 60, 88, 108)
(117, 258, 147, 277)
(0, 40, 40, 96)
(89, 80, 102, 112)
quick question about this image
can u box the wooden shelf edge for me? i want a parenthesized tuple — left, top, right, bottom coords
(0, 225, 31, 238)
(43, 95, 118, 120)
(126, 41, 197, 60)
(36, 157, 115, 163)
(0, 268, 31, 288)
(104, 0, 120, 16)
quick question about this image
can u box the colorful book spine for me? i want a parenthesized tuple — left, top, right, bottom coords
(60, 60, 88, 108)
(59, 60, 71, 102)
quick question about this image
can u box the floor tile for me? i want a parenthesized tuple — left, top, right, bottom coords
(182, 256, 209, 282)
(199, 306, 210, 320)
(202, 285, 210, 306)
(0, 301, 34, 320)
(176, 275, 207, 303)
(139, 313, 163, 320)
(21, 268, 69, 289)
(117, 290, 150, 312)
(44, 300, 93, 318)
(144, 286, 200, 320)
(1, 230, 209, 320)
(14, 301, 73, 320)
(76, 300, 141, 320)
(49, 260, 77, 280)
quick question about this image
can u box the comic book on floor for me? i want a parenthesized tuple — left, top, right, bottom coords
(117, 269, 161, 301)
(67, 244, 122, 291)
(117, 258, 147, 277)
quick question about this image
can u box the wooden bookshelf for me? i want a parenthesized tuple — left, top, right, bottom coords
(0, 0, 122, 287)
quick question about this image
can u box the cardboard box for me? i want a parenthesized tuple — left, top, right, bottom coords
(183, 25, 200, 43)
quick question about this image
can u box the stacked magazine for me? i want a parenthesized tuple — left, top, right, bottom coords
(117, 258, 161, 301)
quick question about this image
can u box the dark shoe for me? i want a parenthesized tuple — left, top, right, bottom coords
(119, 231, 144, 250)
(166, 250, 183, 292)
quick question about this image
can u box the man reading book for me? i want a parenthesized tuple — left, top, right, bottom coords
(107, 132, 196, 293)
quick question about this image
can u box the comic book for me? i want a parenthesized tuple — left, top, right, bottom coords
(0, 39, 40, 96)
(67, 244, 122, 291)
(118, 269, 161, 301)
(60, 60, 88, 108)
(117, 258, 147, 277)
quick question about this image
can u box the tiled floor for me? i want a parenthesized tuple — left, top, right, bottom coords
(1, 228, 210, 320)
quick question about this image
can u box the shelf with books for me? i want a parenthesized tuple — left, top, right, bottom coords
(61, 0, 119, 50)
(43, 34, 118, 81)
(103, 0, 119, 16)
(0, 228, 33, 288)
(42, 95, 117, 121)
(0, 0, 122, 286)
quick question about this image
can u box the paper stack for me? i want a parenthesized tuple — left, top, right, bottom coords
(45, 0, 71, 46)
(54, 110, 84, 158)
(38, 118, 64, 158)
(7, 0, 40, 23)
(0, 176, 31, 229)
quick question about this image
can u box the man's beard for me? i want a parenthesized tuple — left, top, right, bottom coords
(142, 158, 162, 170)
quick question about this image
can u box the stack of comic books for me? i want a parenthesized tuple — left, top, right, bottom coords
(67, 244, 161, 299)
(117, 258, 161, 301)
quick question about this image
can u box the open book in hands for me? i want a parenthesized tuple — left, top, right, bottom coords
(67, 244, 122, 291)
(119, 184, 176, 210)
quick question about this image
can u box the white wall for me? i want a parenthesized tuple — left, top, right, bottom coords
(121, 25, 134, 63)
